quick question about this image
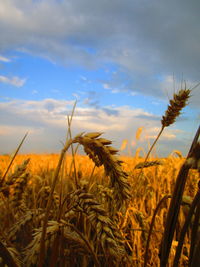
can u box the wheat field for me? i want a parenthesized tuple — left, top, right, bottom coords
(0, 89, 200, 267)
(0, 151, 199, 266)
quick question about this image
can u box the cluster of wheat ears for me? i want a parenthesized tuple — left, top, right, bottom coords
(0, 87, 200, 267)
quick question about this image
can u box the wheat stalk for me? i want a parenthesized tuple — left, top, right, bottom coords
(37, 186, 59, 210)
(38, 137, 76, 267)
(161, 89, 190, 127)
(8, 211, 33, 242)
(160, 126, 200, 267)
(147, 88, 190, 161)
(173, 187, 200, 266)
(24, 221, 61, 266)
(144, 195, 171, 267)
(7, 159, 30, 186)
(25, 220, 100, 266)
(134, 160, 163, 169)
(70, 188, 126, 260)
(0, 132, 28, 187)
(137, 88, 191, 182)
(0, 239, 21, 267)
(0, 159, 30, 198)
(11, 173, 30, 211)
(73, 132, 131, 211)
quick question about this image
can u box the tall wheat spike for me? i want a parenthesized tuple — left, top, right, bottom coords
(161, 89, 190, 128)
(137, 88, 191, 184)
(146, 88, 191, 162)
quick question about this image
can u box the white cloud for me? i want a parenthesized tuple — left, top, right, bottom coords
(0, 125, 42, 136)
(103, 83, 110, 89)
(0, 55, 10, 62)
(31, 90, 38, 94)
(144, 127, 179, 140)
(102, 82, 123, 94)
(0, 0, 200, 104)
(0, 98, 192, 156)
(80, 76, 87, 81)
(0, 75, 26, 87)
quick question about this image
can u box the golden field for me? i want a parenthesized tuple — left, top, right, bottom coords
(0, 151, 199, 266)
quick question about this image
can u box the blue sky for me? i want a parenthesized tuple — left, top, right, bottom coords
(0, 0, 199, 156)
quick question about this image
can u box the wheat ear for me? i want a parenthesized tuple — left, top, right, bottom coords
(137, 88, 191, 181)
(73, 132, 131, 210)
(71, 188, 126, 259)
(147, 88, 190, 161)
(0, 159, 30, 198)
(0, 132, 28, 187)
(134, 160, 163, 169)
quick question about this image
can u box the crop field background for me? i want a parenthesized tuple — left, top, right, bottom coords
(0, 144, 199, 266)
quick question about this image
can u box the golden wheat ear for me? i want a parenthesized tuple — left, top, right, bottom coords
(161, 89, 190, 128)
(141, 88, 191, 165)
(73, 132, 131, 211)
(134, 160, 163, 169)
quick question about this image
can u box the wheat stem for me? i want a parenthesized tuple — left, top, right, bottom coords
(66, 222, 100, 267)
(189, 190, 200, 264)
(38, 139, 73, 267)
(144, 195, 171, 267)
(159, 126, 200, 267)
(173, 189, 200, 267)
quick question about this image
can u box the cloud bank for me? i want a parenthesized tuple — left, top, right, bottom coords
(0, 98, 194, 156)
(0, 0, 200, 101)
